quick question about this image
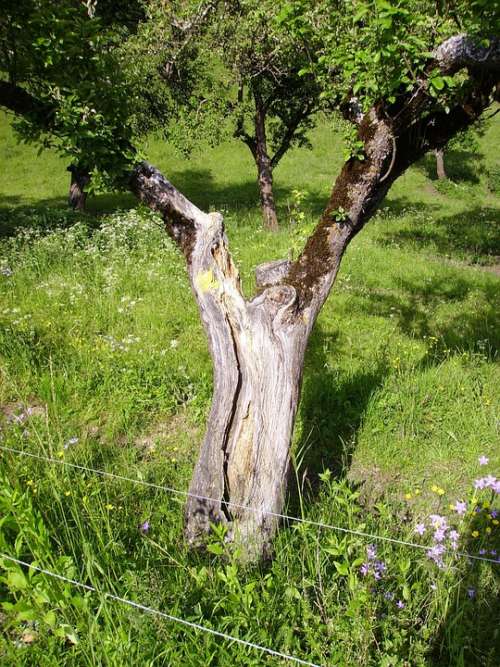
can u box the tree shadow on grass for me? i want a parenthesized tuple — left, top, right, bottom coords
(355, 273, 499, 362)
(288, 323, 390, 513)
(376, 201, 500, 263)
(416, 149, 486, 185)
(291, 268, 498, 516)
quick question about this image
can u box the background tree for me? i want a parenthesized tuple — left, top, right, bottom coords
(0, 0, 141, 208)
(207, 0, 323, 230)
(0, 0, 498, 560)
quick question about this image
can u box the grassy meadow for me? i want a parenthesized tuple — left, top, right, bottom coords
(0, 108, 499, 666)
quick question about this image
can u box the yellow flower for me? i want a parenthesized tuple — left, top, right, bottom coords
(437, 487, 445, 496)
(26, 479, 34, 487)
(492, 519, 499, 526)
(482, 501, 490, 509)
(64, 491, 71, 497)
(485, 527, 492, 534)
(471, 530, 479, 538)
(57, 450, 64, 458)
(405, 493, 412, 500)
(431, 484, 439, 492)
(415, 489, 421, 495)
(105, 503, 114, 510)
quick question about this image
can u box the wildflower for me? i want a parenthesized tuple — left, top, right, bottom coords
(170, 339, 179, 349)
(484, 475, 496, 488)
(57, 450, 64, 458)
(474, 478, 487, 490)
(434, 528, 446, 543)
(405, 493, 412, 500)
(367, 544, 377, 560)
(453, 500, 467, 516)
(491, 510, 498, 519)
(427, 544, 445, 568)
(0, 266, 13, 277)
(64, 491, 71, 497)
(414, 523, 426, 536)
(478, 455, 489, 466)
(437, 487, 445, 496)
(64, 436, 79, 450)
(429, 514, 448, 530)
(396, 600, 405, 609)
(471, 530, 479, 538)
(105, 503, 114, 510)
(26, 479, 34, 487)
(140, 520, 150, 534)
(449, 530, 459, 550)
(467, 588, 476, 599)
(384, 591, 394, 600)
(485, 527, 492, 534)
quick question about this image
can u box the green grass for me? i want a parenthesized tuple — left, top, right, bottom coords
(0, 110, 499, 666)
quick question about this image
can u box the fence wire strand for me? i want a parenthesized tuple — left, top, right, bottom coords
(0, 553, 321, 667)
(0, 444, 499, 565)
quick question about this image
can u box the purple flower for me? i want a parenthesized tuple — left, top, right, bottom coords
(384, 591, 394, 600)
(478, 455, 489, 466)
(360, 563, 370, 576)
(448, 530, 459, 550)
(474, 478, 487, 490)
(396, 600, 405, 609)
(429, 514, 448, 530)
(479, 549, 487, 555)
(367, 544, 377, 560)
(433, 528, 447, 543)
(491, 550, 497, 557)
(467, 588, 476, 599)
(140, 520, 150, 533)
(491, 510, 498, 519)
(453, 501, 467, 516)
(414, 523, 426, 536)
(493, 480, 500, 494)
(484, 475, 497, 488)
(427, 544, 446, 568)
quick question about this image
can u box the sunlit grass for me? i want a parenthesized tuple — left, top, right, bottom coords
(0, 110, 499, 665)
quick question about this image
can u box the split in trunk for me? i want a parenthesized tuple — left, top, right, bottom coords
(128, 34, 499, 561)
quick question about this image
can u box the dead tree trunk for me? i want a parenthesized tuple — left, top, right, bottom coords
(67, 165, 91, 211)
(128, 35, 498, 561)
(254, 97, 279, 232)
(435, 148, 447, 179)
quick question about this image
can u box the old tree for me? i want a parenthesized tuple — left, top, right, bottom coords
(1, 0, 499, 559)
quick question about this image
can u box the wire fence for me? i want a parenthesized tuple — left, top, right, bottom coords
(1, 444, 499, 565)
(0, 553, 322, 667)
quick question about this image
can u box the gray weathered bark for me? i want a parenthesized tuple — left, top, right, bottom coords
(127, 32, 499, 561)
(67, 165, 91, 211)
(435, 148, 447, 180)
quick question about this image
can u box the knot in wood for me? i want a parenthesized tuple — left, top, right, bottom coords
(255, 259, 291, 288)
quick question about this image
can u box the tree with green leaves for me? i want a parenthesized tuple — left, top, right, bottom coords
(205, 0, 322, 230)
(1, 0, 498, 560)
(0, 0, 144, 208)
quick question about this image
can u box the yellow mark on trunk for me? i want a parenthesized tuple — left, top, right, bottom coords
(195, 269, 220, 293)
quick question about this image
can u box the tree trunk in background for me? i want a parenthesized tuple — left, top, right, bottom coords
(435, 148, 447, 180)
(254, 101, 279, 231)
(67, 165, 91, 210)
